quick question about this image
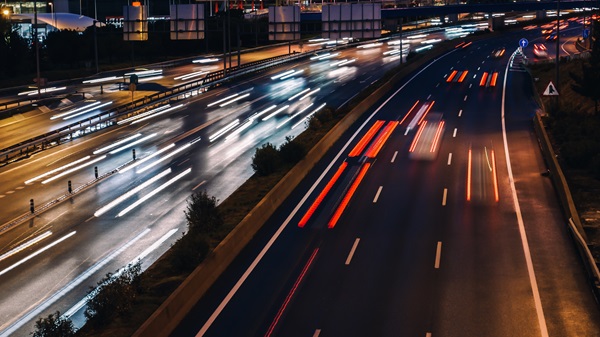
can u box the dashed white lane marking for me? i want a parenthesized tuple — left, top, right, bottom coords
(345, 238, 361, 265)
(453, 128, 457, 137)
(458, 109, 463, 117)
(391, 151, 398, 163)
(373, 186, 383, 203)
(447, 153, 453, 165)
(442, 188, 448, 206)
(464, 95, 468, 102)
(435, 241, 443, 268)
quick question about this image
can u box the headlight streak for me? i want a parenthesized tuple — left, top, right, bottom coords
(491, 149, 499, 202)
(271, 70, 295, 80)
(62, 101, 113, 120)
(130, 104, 184, 125)
(288, 88, 311, 101)
(93, 133, 142, 154)
(108, 133, 157, 155)
(0, 231, 76, 277)
(41, 155, 107, 184)
(225, 120, 254, 140)
(387, 39, 410, 46)
(124, 69, 163, 77)
(420, 39, 442, 44)
(119, 143, 176, 174)
(136, 143, 192, 174)
(138, 75, 164, 82)
(19, 87, 67, 96)
(207, 93, 239, 107)
(118, 105, 172, 125)
(117, 168, 192, 217)
(262, 105, 290, 121)
(310, 52, 340, 61)
(291, 103, 326, 129)
(51, 101, 103, 120)
(0, 231, 52, 263)
(407, 34, 428, 39)
(276, 103, 314, 129)
(250, 105, 277, 121)
(337, 59, 356, 66)
(94, 168, 172, 217)
(330, 59, 348, 67)
(174, 70, 207, 81)
(279, 69, 304, 80)
(219, 93, 251, 107)
(357, 42, 383, 49)
(192, 57, 219, 63)
(209, 119, 240, 142)
(415, 45, 434, 52)
(82, 76, 119, 84)
(299, 88, 321, 101)
(25, 156, 91, 184)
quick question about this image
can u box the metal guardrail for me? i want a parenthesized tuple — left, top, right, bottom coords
(0, 51, 311, 166)
(568, 218, 600, 285)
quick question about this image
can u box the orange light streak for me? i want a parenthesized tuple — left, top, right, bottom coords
(462, 42, 472, 48)
(479, 72, 489, 86)
(446, 70, 458, 83)
(399, 100, 420, 125)
(366, 121, 398, 158)
(298, 162, 348, 227)
(490, 72, 498, 87)
(430, 121, 445, 153)
(457, 70, 469, 83)
(409, 121, 427, 152)
(455, 42, 465, 48)
(348, 120, 385, 157)
(467, 148, 472, 201)
(491, 150, 499, 202)
(328, 163, 371, 228)
(417, 101, 435, 125)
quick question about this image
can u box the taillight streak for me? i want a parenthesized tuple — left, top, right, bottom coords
(409, 121, 427, 152)
(457, 70, 469, 83)
(491, 150, 499, 202)
(328, 163, 371, 228)
(418, 101, 435, 125)
(365, 121, 398, 158)
(399, 100, 420, 125)
(430, 121, 445, 152)
(446, 70, 458, 82)
(480, 72, 489, 86)
(490, 72, 498, 87)
(467, 148, 472, 201)
(348, 120, 385, 157)
(298, 162, 348, 227)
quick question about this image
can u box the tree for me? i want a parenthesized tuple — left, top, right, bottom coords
(279, 136, 306, 164)
(32, 311, 75, 337)
(251, 142, 281, 176)
(185, 190, 223, 234)
(85, 262, 142, 328)
(570, 62, 600, 114)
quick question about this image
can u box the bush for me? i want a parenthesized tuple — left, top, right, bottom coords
(315, 107, 334, 124)
(32, 311, 75, 337)
(251, 142, 281, 176)
(279, 136, 306, 164)
(406, 51, 418, 62)
(185, 190, 223, 235)
(169, 231, 210, 272)
(308, 116, 322, 130)
(560, 140, 600, 169)
(85, 262, 142, 328)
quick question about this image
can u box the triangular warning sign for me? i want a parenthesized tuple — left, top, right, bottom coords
(543, 81, 559, 96)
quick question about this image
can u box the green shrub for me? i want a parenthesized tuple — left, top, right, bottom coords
(169, 232, 210, 272)
(279, 136, 306, 164)
(251, 142, 281, 176)
(560, 140, 600, 169)
(32, 311, 75, 337)
(185, 190, 223, 235)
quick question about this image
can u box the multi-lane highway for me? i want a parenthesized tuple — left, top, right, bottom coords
(172, 27, 600, 337)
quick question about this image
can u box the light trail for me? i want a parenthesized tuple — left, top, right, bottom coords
(288, 88, 311, 101)
(108, 133, 157, 154)
(299, 88, 321, 101)
(63, 101, 113, 120)
(209, 120, 240, 142)
(291, 103, 326, 129)
(25, 156, 91, 184)
(119, 143, 176, 174)
(0, 231, 52, 263)
(117, 168, 192, 217)
(137, 143, 192, 174)
(41, 155, 107, 184)
(51, 101, 102, 120)
(93, 133, 142, 154)
(225, 120, 254, 140)
(276, 103, 314, 129)
(95, 168, 172, 217)
(207, 93, 239, 107)
(219, 93, 251, 107)
(250, 105, 277, 121)
(262, 105, 290, 121)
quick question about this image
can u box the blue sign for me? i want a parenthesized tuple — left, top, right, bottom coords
(519, 38, 529, 48)
(583, 29, 590, 39)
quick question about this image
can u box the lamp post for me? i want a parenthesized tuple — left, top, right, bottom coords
(48, 2, 56, 30)
(34, 0, 41, 97)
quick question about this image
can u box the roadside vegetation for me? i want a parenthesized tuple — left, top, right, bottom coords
(530, 18, 600, 261)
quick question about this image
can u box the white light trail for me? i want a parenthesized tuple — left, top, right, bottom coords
(225, 120, 254, 141)
(276, 103, 314, 129)
(219, 93, 251, 107)
(41, 155, 107, 184)
(25, 156, 91, 184)
(118, 104, 172, 125)
(118, 168, 192, 217)
(407, 34, 428, 39)
(250, 105, 277, 121)
(19, 87, 67, 96)
(279, 69, 304, 80)
(0, 231, 52, 263)
(130, 104, 184, 125)
(119, 143, 176, 174)
(310, 52, 340, 61)
(288, 88, 311, 101)
(192, 57, 219, 63)
(262, 105, 290, 121)
(291, 103, 326, 129)
(0, 231, 76, 277)
(138, 75, 164, 82)
(337, 59, 356, 66)
(174, 71, 207, 81)
(357, 42, 383, 49)
(271, 70, 295, 80)
(137, 143, 192, 174)
(207, 93, 239, 107)
(93, 133, 142, 154)
(415, 45, 434, 52)
(330, 59, 348, 67)
(300, 88, 321, 101)
(209, 120, 240, 142)
(62, 101, 113, 120)
(124, 69, 163, 77)
(51, 101, 102, 120)
(108, 133, 157, 154)
(95, 168, 172, 217)
(421, 39, 442, 44)
(82, 76, 119, 84)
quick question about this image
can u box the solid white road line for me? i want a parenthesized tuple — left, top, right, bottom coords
(447, 153, 453, 165)
(194, 49, 459, 337)
(501, 50, 549, 337)
(345, 238, 361, 265)
(391, 151, 398, 163)
(442, 188, 448, 206)
(373, 186, 383, 203)
(435, 241, 442, 268)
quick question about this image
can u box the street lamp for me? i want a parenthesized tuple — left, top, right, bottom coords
(48, 2, 56, 30)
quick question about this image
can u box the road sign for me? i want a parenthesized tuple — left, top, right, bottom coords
(543, 81, 559, 96)
(583, 29, 590, 39)
(519, 38, 529, 48)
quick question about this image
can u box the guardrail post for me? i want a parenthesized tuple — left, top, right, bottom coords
(30, 199, 34, 213)
(132, 148, 136, 160)
(68, 180, 72, 194)
(94, 166, 99, 179)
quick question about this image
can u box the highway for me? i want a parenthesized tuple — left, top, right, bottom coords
(173, 26, 600, 337)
